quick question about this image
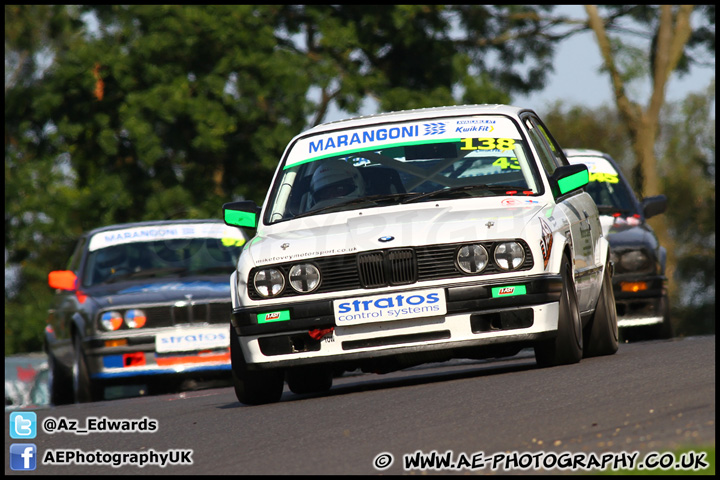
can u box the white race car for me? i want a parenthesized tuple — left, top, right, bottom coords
(224, 105, 618, 405)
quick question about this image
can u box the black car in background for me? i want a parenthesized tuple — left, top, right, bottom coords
(565, 149, 672, 340)
(45, 219, 248, 404)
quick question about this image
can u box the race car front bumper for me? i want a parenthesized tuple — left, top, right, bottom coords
(82, 325, 231, 382)
(232, 274, 563, 369)
(612, 274, 667, 328)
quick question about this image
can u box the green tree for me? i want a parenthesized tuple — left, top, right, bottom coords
(582, 5, 715, 297)
(6, 5, 312, 354)
(5, 5, 87, 354)
(6, 5, 565, 354)
(542, 83, 716, 336)
(658, 81, 715, 335)
(279, 5, 563, 122)
(541, 102, 632, 167)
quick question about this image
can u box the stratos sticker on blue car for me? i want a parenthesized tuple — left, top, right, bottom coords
(155, 327, 229, 353)
(333, 288, 446, 325)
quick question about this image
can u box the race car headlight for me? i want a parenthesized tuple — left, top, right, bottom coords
(456, 244, 489, 274)
(620, 250, 650, 272)
(125, 309, 147, 328)
(100, 311, 123, 331)
(494, 242, 525, 270)
(288, 264, 320, 293)
(253, 268, 285, 297)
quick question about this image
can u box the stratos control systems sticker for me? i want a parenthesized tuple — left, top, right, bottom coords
(333, 288, 446, 325)
(155, 327, 229, 353)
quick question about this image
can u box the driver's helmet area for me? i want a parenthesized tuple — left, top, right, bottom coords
(92, 245, 128, 284)
(309, 160, 365, 209)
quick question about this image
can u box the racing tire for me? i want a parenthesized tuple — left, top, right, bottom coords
(583, 260, 619, 357)
(47, 348, 73, 406)
(230, 326, 284, 405)
(535, 255, 583, 367)
(286, 366, 333, 395)
(72, 334, 104, 403)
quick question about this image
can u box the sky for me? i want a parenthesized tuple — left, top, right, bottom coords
(512, 5, 716, 113)
(326, 6, 714, 122)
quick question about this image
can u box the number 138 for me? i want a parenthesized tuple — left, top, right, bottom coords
(460, 137, 516, 151)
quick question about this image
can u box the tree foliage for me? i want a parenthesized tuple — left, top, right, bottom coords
(542, 84, 716, 336)
(581, 5, 714, 309)
(5, 5, 560, 354)
(4, 5, 714, 353)
(541, 102, 632, 166)
(658, 82, 715, 335)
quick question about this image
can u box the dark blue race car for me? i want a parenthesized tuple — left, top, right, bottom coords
(565, 149, 672, 340)
(44, 219, 248, 404)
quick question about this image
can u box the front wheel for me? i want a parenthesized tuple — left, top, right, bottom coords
(583, 260, 619, 357)
(286, 366, 333, 395)
(47, 347, 73, 405)
(230, 326, 284, 405)
(72, 334, 104, 403)
(535, 255, 583, 367)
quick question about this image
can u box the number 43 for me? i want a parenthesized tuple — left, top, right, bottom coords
(492, 157, 520, 170)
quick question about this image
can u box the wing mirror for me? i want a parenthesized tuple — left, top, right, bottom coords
(641, 194, 667, 219)
(48, 270, 77, 291)
(223, 201, 261, 229)
(549, 164, 589, 198)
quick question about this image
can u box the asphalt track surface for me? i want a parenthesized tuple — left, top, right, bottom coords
(5, 335, 715, 475)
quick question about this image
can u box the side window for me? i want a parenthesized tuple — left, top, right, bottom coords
(535, 119, 569, 167)
(523, 116, 558, 175)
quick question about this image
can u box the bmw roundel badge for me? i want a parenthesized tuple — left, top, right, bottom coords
(378, 236, 395, 243)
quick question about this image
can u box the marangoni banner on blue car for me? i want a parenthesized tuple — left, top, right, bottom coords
(88, 223, 247, 251)
(116, 280, 230, 294)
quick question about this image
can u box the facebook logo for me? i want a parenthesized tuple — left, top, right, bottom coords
(10, 444, 37, 471)
(10, 412, 37, 439)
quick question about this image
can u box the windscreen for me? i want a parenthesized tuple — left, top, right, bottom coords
(264, 115, 542, 224)
(82, 223, 247, 287)
(567, 155, 638, 216)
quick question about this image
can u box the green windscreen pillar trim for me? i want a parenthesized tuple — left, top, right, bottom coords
(557, 169, 589, 195)
(224, 209, 258, 229)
